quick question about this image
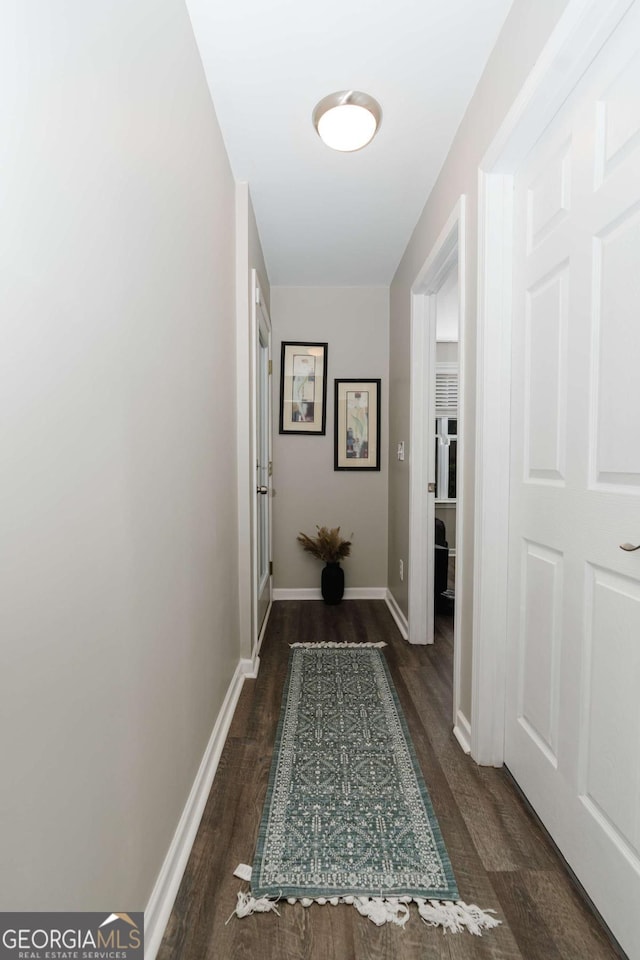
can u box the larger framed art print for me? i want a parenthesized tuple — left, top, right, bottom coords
(334, 379, 381, 471)
(279, 341, 328, 435)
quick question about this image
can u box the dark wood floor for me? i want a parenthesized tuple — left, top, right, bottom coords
(158, 600, 621, 960)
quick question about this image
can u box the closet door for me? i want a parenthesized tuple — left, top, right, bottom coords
(506, 5, 640, 955)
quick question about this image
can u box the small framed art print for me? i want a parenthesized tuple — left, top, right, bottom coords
(334, 379, 381, 470)
(279, 341, 328, 435)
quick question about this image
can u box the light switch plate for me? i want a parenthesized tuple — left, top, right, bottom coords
(397, 441, 405, 461)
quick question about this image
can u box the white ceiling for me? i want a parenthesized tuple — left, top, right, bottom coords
(185, 0, 514, 285)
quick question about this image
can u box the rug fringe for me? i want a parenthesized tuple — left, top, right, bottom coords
(230, 884, 500, 933)
(289, 641, 387, 648)
(353, 897, 410, 927)
(416, 899, 501, 935)
(226, 891, 280, 924)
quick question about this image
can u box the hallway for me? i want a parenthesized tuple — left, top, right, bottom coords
(4, 3, 640, 954)
(158, 601, 620, 960)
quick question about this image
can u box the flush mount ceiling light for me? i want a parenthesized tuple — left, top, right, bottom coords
(312, 91, 382, 152)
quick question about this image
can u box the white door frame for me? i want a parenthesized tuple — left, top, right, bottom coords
(409, 196, 467, 739)
(471, 0, 634, 765)
(235, 183, 254, 673)
(251, 269, 272, 663)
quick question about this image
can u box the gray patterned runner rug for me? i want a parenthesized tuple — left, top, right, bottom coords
(232, 642, 500, 933)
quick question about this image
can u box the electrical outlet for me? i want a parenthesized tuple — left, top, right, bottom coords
(397, 441, 405, 461)
(399, 559, 404, 581)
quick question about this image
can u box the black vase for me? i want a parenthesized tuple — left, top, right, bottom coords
(321, 562, 344, 605)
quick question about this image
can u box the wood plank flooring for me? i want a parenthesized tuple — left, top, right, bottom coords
(157, 600, 623, 960)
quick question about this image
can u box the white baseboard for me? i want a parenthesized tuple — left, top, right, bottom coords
(272, 587, 320, 600)
(272, 587, 387, 601)
(385, 590, 409, 640)
(240, 655, 260, 679)
(453, 710, 472, 754)
(144, 661, 246, 960)
(256, 599, 272, 657)
(238, 601, 271, 680)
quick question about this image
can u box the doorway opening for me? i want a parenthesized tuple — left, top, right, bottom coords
(408, 197, 469, 750)
(434, 264, 459, 636)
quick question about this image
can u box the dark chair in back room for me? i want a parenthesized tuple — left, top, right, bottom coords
(434, 518, 449, 614)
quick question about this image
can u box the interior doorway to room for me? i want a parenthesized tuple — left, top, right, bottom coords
(433, 262, 459, 638)
(408, 198, 468, 746)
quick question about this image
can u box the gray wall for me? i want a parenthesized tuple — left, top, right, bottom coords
(1, 0, 239, 910)
(435, 264, 459, 342)
(271, 287, 389, 589)
(388, 0, 571, 722)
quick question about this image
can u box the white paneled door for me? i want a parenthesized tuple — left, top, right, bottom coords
(506, 4, 640, 956)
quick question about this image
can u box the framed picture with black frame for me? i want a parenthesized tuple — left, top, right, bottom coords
(334, 379, 381, 471)
(279, 341, 328, 435)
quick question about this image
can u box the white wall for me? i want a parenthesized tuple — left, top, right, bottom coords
(388, 0, 571, 721)
(1, 0, 239, 911)
(435, 263, 459, 342)
(436, 341, 459, 364)
(271, 287, 389, 590)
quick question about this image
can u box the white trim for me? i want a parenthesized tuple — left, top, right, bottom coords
(472, 170, 513, 766)
(272, 587, 323, 601)
(385, 589, 409, 640)
(256, 599, 272, 656)
(453, 710, 472, 755)
(451, 201, 466, 739)
(144, 661, 246, 960)
(482, 0, 634, 173)
(240, 656, 260, 680)
(272, 587, 387, 601)
(238, 597, 271, 681)
(471, 0, 634, 766)
(235, 183, 252, 661)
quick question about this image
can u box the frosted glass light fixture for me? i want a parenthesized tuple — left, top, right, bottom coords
(312, 91, 382, 152)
